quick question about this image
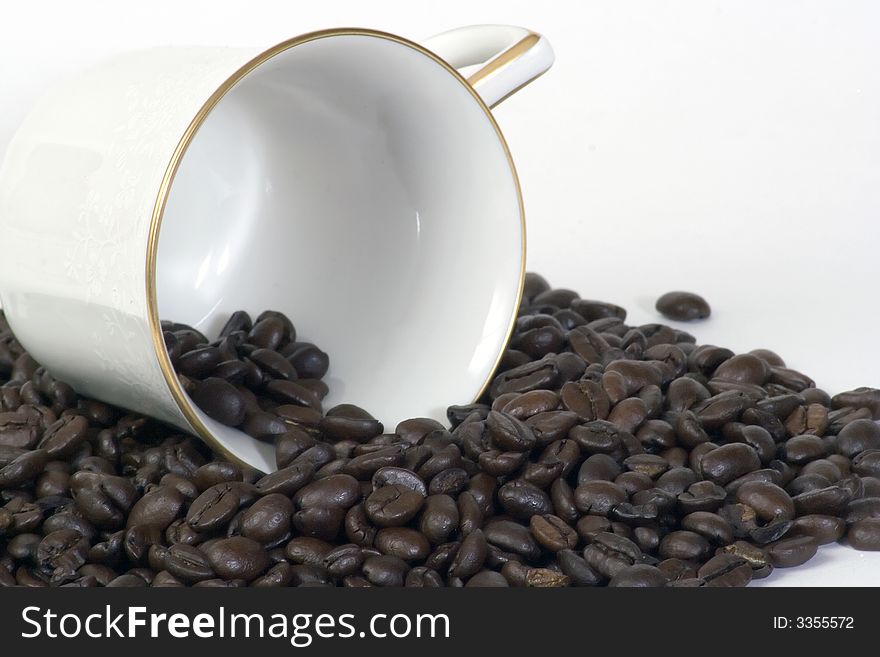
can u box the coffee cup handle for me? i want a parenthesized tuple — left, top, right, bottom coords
(421, 25, 554, 108)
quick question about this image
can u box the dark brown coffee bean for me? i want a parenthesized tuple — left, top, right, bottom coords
(247, 317, 287, 351)
(700, 443, 761, 485)
(698, 554, 752, 587)
(202, 536, 269, 580)
(560, 380, 610, 421)
(735, 481, 795, 522)
(375, 528, 430, 561)
(364, 485, 424, 527)
(279, 342, 328, 380)
(362, 554, 409, 587)
(240, 494, 293, 544)
(790, 515, 846, 544)
(766, 536, 818, 567)
(530, 514, 578, 551)
(126, 486, 183, 530)
(654, 291, 710, 322)
(320, 405, 383, 443)
(498, 480, 553, 519)
(190, 378, 247, 426)
(419, 495, 459, 545)
(659, 530, 711, 561)
(37, 415, 88, 459)
(848, 518, 880, 550)
(449, 529, 487, 578)
(241, 411, 288, 441)
(164, 544, 215, 583)
(831, 388, 880, 419)
(292, 506, 345, 541)
(186, 483, 241, 532)
(294, 474, 360, 510)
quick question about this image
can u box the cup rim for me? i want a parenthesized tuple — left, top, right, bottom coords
(144, 27, 526, 469)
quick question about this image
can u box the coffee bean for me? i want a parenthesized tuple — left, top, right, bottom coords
(848, 518, 880, 550)
(203, 536, 269, 580)
(735, 481, 795, 522)
(240, 494, 293, 545)
(375, 528, 430, 561)
(294, 474, 360, 510)
(700, 444, 761, 485)
(766, 536, 818, 567)
(698, 554, 752, 587)
(449, 529, 487, 578)
(282, 344, 328, 380)
(364, 485, 424, 527)
(831, 388, 880, 419)
(790, 515, 846, 544)
(362, 555, 409, 587)
(191, 378, 247, 426)
(655, 292, 710, 322)
(498, 480, 552, 519)
(186, 483, 241, 532)
(530, 514, 578, 551)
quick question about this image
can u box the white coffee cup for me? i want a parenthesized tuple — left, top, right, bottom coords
(0, 25, 553, 473)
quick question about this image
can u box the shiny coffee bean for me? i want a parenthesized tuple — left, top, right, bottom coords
(655, 292, 711, 322)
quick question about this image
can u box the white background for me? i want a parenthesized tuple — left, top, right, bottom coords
(1, 0, 879, 585)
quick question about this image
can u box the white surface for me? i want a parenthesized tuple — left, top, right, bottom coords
(1, 0, 878, 584)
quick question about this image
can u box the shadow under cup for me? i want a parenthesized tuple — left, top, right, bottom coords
(155, 34, 525, 470)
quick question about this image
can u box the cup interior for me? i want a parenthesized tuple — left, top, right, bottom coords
(156, 32, 523, 471)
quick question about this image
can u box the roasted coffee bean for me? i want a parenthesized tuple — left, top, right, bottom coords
(560, 380, 610, 421)
(736, 481, 795, 522)
(530, 514, 578, 551)
(608, 563, 668, 587)
(292, 506, 345, 541)
(286, 344, 330, 380)
(375, 528, 430, 562)
(793, 486, 852, 516)
(203, 536, 269, 581)
(498, 480, 552, 519)
(240, 494, 293, 544)
(285, 537, 333, 566)
(164, 544, 215, 583)
(190, 378, 247, 426)
(655, 292, 710, 322)
(848, 518, 880, 550)
(766, 536, 818, 567)
(126, 486, 184, 530)
(698, 554, 752, 587)
(321, 405, 383, 443)
(419, 495, 459, 545)
(574, 481, 628, 516)
(836, 419, 880, 457)
(364, 485, 424, 527)
(831, 388, 880, 419)
(448, 529, 487, 578)
(700, 444, 761, 486)
(247, 317, 287, 351)
(790, 515, 846, 544)
(186, 483, 242, 532)
(853, 450, 880, 478)
(362, 555, 409, 587)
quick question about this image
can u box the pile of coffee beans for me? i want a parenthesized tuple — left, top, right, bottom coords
(163, 311, 331, 438)
(2, 273, 880, 588)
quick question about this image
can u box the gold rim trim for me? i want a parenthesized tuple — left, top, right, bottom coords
(145, 28, 527, 470)
(467, 33, 541, 89)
